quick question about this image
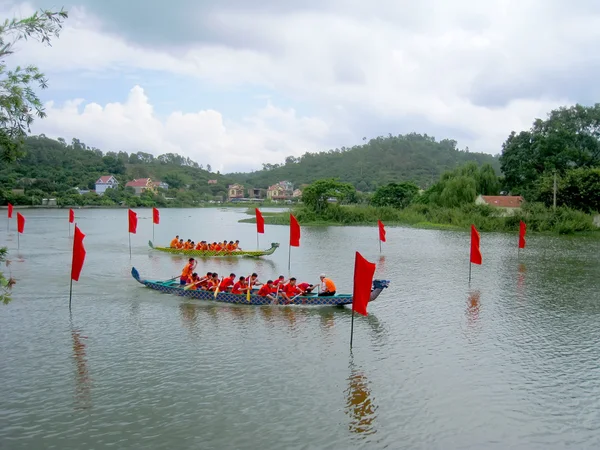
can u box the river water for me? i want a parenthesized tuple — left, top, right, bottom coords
(0, 207, 599, 449)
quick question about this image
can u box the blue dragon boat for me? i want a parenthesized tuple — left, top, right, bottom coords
(131, 267, 390, 307)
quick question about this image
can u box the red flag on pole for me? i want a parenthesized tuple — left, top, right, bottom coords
(470, 224, 482, 265)
(152, 207, 160, 225)
(378, 220, 386, 242)
(255, 208, 265, 234)
(290, 214, 300, 247)
(128, 209, 138, 234)
(7, 203, 13, 218)
(69, 209, 75, 223)
(519, 220, 526, 249)
(352, 251, 377, 316)
(71, 225, 86, 281)
(17, 212, 25, 233)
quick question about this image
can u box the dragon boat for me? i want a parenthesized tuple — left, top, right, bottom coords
(148, 240, 280, 258)
(131, 267, 390, 307)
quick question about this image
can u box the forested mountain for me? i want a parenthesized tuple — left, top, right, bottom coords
(228, 133, 500, 191)
(0, 135, 234, 200)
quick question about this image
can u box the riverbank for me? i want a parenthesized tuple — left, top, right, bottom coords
(239, 204, 600, 235)
(0, 203, 285, 210)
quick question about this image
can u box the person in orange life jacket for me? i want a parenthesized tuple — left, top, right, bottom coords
(186, 273, 201, 290)
(296, 281, 315, 294)
(280, 277, 302, 302)
(219, 273, 236, 291)
(180, 258, 197, 284)
(248, 273, 263, 293)
(257, 280, 277, 301)
(197, 272, 212, 290)
(234, 240, 241, 250)
(318, 273, 336, 296)
(208, 273, 220, 291)
(231, 276, 249, 295)
(170, 235, 180, 248)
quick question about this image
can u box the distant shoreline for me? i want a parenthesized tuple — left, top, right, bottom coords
(0, 204, 285, 210)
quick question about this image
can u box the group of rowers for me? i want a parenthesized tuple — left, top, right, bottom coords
(179, 258, 337, 303)
(169, 235, 242, 252)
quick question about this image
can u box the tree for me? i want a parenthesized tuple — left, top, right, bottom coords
(536, 167, 600, 213)
(0, 8, 69, 163)
(0, 247, 15, 304)
(500, 104, 600, 193)
(371, 182, 420, 209)
(301, 178, 356, 213)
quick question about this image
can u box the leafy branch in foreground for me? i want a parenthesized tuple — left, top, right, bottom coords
(0, 8, 68, 162)
(0, 247, 15, 304)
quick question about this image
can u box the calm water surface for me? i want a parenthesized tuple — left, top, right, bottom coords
(1, 208, 599, 449)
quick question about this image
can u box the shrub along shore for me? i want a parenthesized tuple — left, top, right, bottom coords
(240, 204, 600, 235)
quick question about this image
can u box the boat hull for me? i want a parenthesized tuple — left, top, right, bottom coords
(131, 267, 390, 307)
(148, 241, 280, 258)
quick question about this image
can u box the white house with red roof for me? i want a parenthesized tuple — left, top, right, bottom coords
(95, 175, 119, 195)
(476, 195, 524, 215)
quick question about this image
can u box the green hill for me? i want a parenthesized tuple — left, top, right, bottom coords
(227, 133, 500, 191)
(0, 135, 235, 205)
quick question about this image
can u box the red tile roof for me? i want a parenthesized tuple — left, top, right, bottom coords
(97, 175, 115, 183)
(126, 178, 151, 187)
(481, 195, 524, 208)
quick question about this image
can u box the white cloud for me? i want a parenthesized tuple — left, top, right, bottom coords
(34, 86, 336, 173)
(4, 0, 600, 168)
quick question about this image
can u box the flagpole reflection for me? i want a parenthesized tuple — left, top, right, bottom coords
(466, 290, 481, 331)
(345, 359, 377, 438)
(70, 321, 92, 410)
(517, 263, 527, 301)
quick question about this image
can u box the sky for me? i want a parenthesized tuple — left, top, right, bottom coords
(3, 0, 600, 173)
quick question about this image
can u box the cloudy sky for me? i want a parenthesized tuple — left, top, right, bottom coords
(3, 0, 599, 172)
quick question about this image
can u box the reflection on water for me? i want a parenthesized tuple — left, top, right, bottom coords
(179, 302, 199, 334)
(345, 360, 377, 438)
(466, 290, 481, 330)
(71, 325, 91, 410)
(517, 263, 526, 301)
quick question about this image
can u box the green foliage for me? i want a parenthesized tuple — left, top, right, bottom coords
(536, 167, 600, 213)
(0, 8, 68, 162)
(0, 135, 235, 207)
(422, 162, 500, 208)
(0, 246, 14, 304)
(229, 133, 500, 190)
(500, 104, 600, 194)
(371, 182, 420, 209)
(301, 179, 356, 213)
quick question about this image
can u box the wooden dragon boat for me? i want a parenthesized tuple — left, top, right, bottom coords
(131, 267, 390, 307)
(148, 240, 280, 258)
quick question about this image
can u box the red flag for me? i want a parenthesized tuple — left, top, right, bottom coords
(71, 225, 86, 281)
(69, 209, 75, 223)
(128, 209, 137, 234)
(290, 214, 300, 247)
(7, 203, 13, 218)
(519, 220, 526, 249)
(378, 220, 386, 242)
(152, 207, 160, 225)
(17, 212, 25, 233)
(352, 251, 377, 316)
(470, 224, 482, 265)
(255, 208, 264, 234)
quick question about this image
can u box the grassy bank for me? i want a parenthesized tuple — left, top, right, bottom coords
(240, 203, 600, 235)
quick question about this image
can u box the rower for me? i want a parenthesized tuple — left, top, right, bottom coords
(231, 276, 248, 295)
(187, 273, 200, 290)
(170, 235, 180, 248)
(234, 240, 241, 250)
(208, 273, 219, 291)
(318, 273, 336, 296)
(180, 258, 197, 285)
(219, 273, 236, 292)
(274, 275, 286, 288)
(176, 239, 184, 249)
(297, 281, 315, 295)
(248, 273, 263, 292)
(280, 277, 302, 303)
(257, 280, 277, 301)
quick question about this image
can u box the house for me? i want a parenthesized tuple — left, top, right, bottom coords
(228, 184, 245, 201)
(208, 180, 218, 185)
(476, 195, 524, 215)
(95, 175, 119, 195)
(292, 189, 302, 198)
(153, 181, 169, 190)
(248, 188, 266, 199)
(126, 178, 156, 196)
(267, 181, 294, 201)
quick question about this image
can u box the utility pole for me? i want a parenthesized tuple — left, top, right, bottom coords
(553, 170, 557, 211)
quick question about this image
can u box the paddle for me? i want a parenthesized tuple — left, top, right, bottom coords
(214, 277, 221, 298)
(183, 275, 208, 291)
